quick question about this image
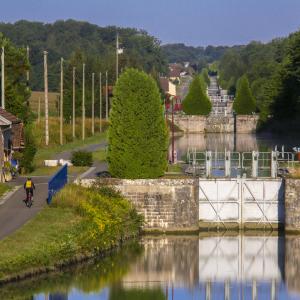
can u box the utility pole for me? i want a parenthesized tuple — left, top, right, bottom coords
(92, 72, 95, 135)
(60, 58, 64, 145)
(1, 47, 5, 109)
(116, 33, 119, 80)
(44, 51, 49, 146)
(99, 72, 102, 132)
(26, 46, 30, 108)
(72, 67, 76, 139)
(38, 97, 41, 124)
(105, 71, 108, 120)
(82, 63, 85, 140)
(26, 46, 30, 83)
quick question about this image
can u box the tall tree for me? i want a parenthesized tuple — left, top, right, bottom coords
(182, 75, 212, 115)
(233, 75, 256, 115)
(0, 33, 30, 121)
(108, 68, 168, 179)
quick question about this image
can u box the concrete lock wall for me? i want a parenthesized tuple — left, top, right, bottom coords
(171, 114, 258, 133)
(77, 178, 300, 232)
(78, 178, 199, 231)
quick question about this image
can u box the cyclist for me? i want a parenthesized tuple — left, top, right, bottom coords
(24, 177, 35, 200)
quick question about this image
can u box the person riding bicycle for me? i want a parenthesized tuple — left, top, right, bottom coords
(24, 177, 35, 199)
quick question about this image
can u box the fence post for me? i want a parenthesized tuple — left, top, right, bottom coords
(206, 151, 212, 178)
(252, 151, 258, 178)
(271, 151, 277, 178)
(225, 151, 231, 177)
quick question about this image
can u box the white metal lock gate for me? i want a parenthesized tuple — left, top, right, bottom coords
(198, 178, 284, 227)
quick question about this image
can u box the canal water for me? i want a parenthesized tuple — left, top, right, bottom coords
(2, 235, 300, 300)
(170, 133, 300, 177)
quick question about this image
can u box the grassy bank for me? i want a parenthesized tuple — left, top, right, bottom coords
(0, 183, 11, 198)
(0, 242, 142, 299)
(0, 184, 142, 283)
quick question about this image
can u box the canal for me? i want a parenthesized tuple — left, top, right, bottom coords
(3, 234, 300, 299)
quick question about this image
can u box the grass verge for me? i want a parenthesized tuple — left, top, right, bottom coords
(34, 132, 107, 167)
(0, 183, 11, 198)
(28, 166, 89, 177)
(0, 184, 142, 283)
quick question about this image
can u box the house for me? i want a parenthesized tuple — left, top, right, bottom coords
(0, 108, 24, 159)
(159, 77, 177, 97)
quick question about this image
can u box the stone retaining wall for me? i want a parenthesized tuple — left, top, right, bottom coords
(171, 114, 258, 133)
(78, 178, 199, 232)
(285, 179, 300, 232)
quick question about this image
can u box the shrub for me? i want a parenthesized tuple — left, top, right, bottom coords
(182, 75, 212, 115)
(108, 68, 168, 179)
(71, 150, 93, 166)
(233, 75, 256, 114)
(19, 125, 37, 173)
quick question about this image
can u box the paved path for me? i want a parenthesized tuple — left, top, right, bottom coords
(0, 141, 109, 240)
(0, 176, 50, 240)
(53, 141, 107, 161)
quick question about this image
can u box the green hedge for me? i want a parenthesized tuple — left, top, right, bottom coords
(71, 150, 93, 166)
(182, 75, 212, 115)
(108, 68, 168, 179)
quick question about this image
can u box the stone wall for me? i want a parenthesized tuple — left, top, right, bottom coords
(172, 115, 206, 133)
(171, 114, 258, 133)
(205, 115, 234, 133)
(78, 178, 199, 232)
(285, 179, 300, 232)
(236, 115, 259, 133)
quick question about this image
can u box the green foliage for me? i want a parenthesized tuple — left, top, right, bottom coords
(201, 68, 210, 85)
(71, 150, 93, 166)
(0, 20, 167, 92)
(182, 75, 212, 115)
(0, 184, 142, 281)
(233, 76, 256, 115)
(162, 43, 239, 72)
(19, 125, 37, 173)
(110, 288, 166, 300)
(108, 68, 168, 179)
(271, 31, 300, 121)
(0, 33, 31, 122)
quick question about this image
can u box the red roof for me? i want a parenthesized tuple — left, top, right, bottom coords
(0, 108, 21, 124)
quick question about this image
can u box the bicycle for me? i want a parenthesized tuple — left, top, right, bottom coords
(25, 191, 33, 208)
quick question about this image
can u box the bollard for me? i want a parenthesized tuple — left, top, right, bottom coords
(225, 151, 231, 177)
(206, 151, 212, 178)
(252, 151, 258, 178)
(271, 151, 278, 178)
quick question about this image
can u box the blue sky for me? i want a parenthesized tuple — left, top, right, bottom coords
(1, 0, 300, 46)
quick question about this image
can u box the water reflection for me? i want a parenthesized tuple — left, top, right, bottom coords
(172, 133, 299, 162)
(3, 235, 300, 299)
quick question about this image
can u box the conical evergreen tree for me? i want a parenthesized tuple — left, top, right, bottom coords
(182, 75, 212, 115)
(108, 68, 168, 179)
(233, 75, 256, 114)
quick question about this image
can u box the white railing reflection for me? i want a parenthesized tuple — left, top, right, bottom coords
(199, 236, 282, 281)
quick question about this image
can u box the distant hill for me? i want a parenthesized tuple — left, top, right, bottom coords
(0, 20, 167, 91)
(162, 43, 243, 71)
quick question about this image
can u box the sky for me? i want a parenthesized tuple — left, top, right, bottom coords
(0, 0, 300, 46)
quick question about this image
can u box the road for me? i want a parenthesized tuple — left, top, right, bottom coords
(0, 176, 49, 240)
(0, 141, 108, 240)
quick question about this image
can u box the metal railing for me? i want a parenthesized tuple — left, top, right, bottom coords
(186, 149, 294, 178)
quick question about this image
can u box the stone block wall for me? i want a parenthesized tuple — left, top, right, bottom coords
(285, 179, 300, 232)
(172, 115, 207, 133)
(205, 115, 234, 133)
(78, 178, 199, 231)
(171, 114, 258, 133)
(236, 115, 259, 133)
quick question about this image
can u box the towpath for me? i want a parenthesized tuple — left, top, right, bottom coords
(0, 141, 108, 240)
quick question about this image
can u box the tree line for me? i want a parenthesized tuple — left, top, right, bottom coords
(217, 31, 300, 127)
